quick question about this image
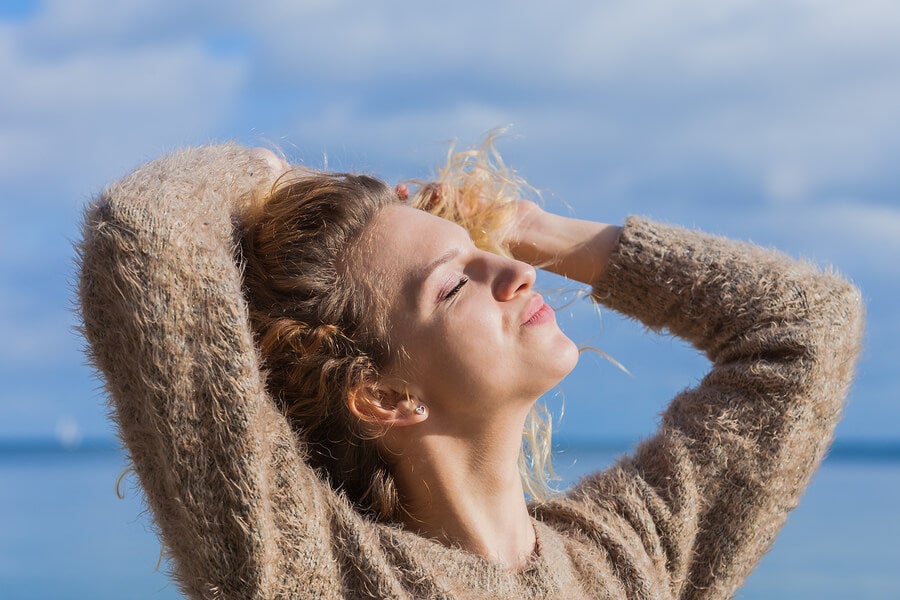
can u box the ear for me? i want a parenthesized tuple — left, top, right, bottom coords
(346, 381, 427, 427)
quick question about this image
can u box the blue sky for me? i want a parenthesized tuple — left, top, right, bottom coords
(1, 0, 898, 443)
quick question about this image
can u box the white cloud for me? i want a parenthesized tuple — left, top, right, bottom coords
(1, 0, 899, 438)
(231, 0, 900, 202)
(4, 0, 899, 201)
(17, 0, 216, 53)
(0, 8, 249, 401)
(0, 22, 246, 192)
(282, 100, 515, 174)
(803, 201, 900, 264)
(731, 200, 900, 280)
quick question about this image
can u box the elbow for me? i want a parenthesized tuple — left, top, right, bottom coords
(811, 272, 865, 356)
(722, 268, 864, 391)
(797, 272, 865, 406)
(774, 260, 865, 357)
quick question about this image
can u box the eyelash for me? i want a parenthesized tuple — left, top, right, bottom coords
(443, 276, 469, 301)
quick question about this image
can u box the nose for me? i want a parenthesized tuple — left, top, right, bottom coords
(490, 254, 536, 301)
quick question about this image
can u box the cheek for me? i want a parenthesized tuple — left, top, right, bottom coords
(430, 317, 495, 371)
(406, 312, 507, 391)
(446, 307, 510, 364)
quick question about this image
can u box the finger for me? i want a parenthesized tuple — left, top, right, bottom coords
(394, 184, 410, 201)
(422, 182, 449, 211)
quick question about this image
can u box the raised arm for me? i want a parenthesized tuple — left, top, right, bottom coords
(506, 200, 621, 286)
(523, 211, 864, 599)
(77, 145, 347, 598)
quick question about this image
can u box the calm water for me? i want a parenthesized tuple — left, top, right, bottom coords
(2, 443, 898, 599)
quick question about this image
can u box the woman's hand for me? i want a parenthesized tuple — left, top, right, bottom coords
(507, 201, 621, 287)
(508, 200, 547, 242)
(410, 179, 621, 286)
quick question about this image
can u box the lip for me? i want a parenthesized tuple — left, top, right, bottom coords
(520, 294, 553, 326)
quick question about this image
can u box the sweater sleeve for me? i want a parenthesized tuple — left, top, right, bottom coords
(534, 216, 864, 599)
(77, 145, 347, 599)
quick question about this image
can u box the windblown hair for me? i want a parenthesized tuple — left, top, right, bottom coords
(239, 135, 556, 522)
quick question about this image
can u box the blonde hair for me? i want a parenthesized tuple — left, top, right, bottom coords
(239, 133, 558, 523)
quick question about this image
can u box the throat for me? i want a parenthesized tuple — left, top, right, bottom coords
(394, 438, 538, 569)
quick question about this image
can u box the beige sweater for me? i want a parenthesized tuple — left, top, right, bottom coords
(77, 144, 864, 600)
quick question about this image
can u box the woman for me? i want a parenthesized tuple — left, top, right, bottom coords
(78, 141, 863, 599)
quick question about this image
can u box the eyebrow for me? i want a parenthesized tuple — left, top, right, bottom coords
(411, 248, 461, 307)
(419, 248, 460, 283)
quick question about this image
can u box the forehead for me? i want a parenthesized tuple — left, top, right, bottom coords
(354, 204, 466, 301)
(361, 204, 463, 272)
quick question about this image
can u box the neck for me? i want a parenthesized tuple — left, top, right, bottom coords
(390, 414, 537, 569)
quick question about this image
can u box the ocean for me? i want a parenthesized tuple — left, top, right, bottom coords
(2, 441, 898, 599)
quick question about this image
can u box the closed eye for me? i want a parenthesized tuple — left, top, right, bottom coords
(443, 276, 469, 301)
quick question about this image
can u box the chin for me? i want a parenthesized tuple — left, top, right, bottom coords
(542, 332, 580, 384)
(520, 332, 580, 398)
(557, 335, 580, 377)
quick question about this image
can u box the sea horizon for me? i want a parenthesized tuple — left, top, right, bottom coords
(3, 436, 899, 599)
(3, 435, 900, 462)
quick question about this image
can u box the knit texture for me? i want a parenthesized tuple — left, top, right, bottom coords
(77, 144, 864, 600)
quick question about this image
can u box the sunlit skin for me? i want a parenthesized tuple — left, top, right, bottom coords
(347, 204, 621, 568)
(364, 205, 580, 426)
(254, 148, 624, 568)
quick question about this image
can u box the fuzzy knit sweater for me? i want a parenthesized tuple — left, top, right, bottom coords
(78, 144, 864, 600)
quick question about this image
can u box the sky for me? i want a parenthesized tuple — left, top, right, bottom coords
(1, 0, 898, 443)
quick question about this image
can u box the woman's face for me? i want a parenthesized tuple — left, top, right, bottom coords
(355, 204, 579, 426)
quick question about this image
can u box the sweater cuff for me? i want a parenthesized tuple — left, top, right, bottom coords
(591, 216, 684, 329)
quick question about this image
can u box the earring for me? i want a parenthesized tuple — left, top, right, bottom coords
(414, 404, 426, 416)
